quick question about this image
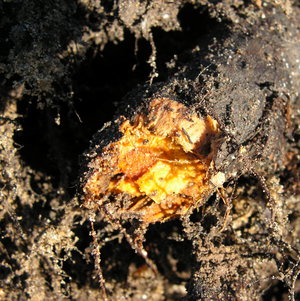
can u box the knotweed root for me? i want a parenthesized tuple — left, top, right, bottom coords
(81, 4, 300, 301)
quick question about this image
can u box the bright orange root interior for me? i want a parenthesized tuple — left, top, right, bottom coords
(84, 98, 220, 223)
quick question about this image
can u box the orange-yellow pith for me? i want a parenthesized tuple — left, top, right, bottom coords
(83, 98, 220, 223)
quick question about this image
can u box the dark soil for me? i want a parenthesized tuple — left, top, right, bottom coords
(0, 1, 299, 300)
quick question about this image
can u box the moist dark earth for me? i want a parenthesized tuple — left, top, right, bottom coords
(0, 1, 300, 300)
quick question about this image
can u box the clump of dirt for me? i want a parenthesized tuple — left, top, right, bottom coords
(0, 0, 299, 300)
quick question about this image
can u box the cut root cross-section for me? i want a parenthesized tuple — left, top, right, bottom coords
(83, 98, 221, 223)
